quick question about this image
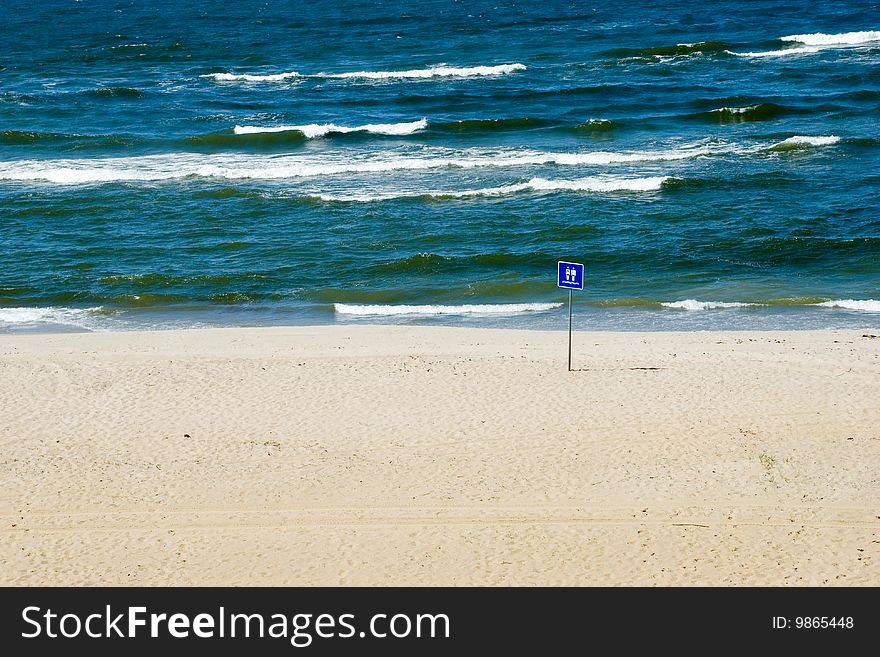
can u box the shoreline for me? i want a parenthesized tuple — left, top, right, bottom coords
(2, 325, 879, 585)
(3, 300, 879, 336)
(4, 315, 880, 337)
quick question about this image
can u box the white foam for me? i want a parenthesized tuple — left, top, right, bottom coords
(814, 299, 880, 312)
(0, 306, 103, 328)
(335, 302, 561, 316)
(781, 31, 880, 46)
(323, 63, 526, 79)
(728, 30, 880, 58)
(202, 71, 302, 82)
(0, 145, 722, 185)
(233, 119, 428, 138)
(204, 64, 525, 83)
(316, 176, 670, 202)
(728, 46, 821, 58)
(661, 300, 759, 310)
(770, 135, 841, 148)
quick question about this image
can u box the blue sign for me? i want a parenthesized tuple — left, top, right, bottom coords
(557, 261, 584, 290)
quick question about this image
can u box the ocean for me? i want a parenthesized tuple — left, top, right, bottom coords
(1, 0, 878, 332)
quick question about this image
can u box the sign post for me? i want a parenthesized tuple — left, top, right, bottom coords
(557, 261, 584, 371)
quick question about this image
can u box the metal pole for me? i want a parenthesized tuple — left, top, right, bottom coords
(568, 289, 573, 372)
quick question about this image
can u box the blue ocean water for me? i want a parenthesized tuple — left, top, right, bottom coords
(1, 0, 878, 332)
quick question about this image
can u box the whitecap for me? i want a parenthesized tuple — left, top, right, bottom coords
(728, 29, 880, 58)
(204, 63, 526, 83)
(202, 71, 301, 82)
(781, 31, 880, 46)
(768, 135, 841, 149)
(726, 46, 822, 58)
(322, 63, 526, 79)
(233, 119, 428, 138)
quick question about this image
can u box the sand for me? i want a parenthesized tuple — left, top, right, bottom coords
(1, 325, 878, 586)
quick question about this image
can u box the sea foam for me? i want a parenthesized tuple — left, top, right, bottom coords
(728, 29, 880, 58)
(781, 31, 880, 46)
(204, 64, 525, 83)
(0, 306, 103, 328)
(661, 300, 759, 310)
(316, 176, 670, 202)
(335, 302, 561, 316)
(728, 46, 822, 58)
(203, 71, 302, 82)
(322, 64, 526, 79)
(0, 145, 719, 185)
(814, 299, 880, 312)
(233, 119, 427, 138)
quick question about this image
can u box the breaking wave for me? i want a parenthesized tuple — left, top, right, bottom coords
(814, 299, 880, 312)
(0, 306, 105, 329)
(767, 135, 841, 151)
(0, 144, 720, 184)
(604, 41, 731, 59)
(661, 300, 761, 310)
(202, 71, 302, 82)
(335, 302, 561, 316)
(781, 31, 880, 46)
(692, 103, 794, 123)
(728, 30, 880, 58)
(233, 119, 427, 138)
(315, 176, 671, 202)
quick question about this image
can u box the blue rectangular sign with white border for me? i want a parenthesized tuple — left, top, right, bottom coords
(557, 261, 584, 290)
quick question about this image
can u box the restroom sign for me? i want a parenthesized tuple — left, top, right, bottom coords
(557, 261, 584, 290)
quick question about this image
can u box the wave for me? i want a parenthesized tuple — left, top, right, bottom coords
(814, 299, 880, 312)
(768, 135, 841, 151)
(0, 306, 104, 328)
(233, 119, 427, 138)
(0, 130, 145, 151)
(82, 87, 145, 99)
(604, 41, 731, 59)
(203, 63, 526, 83)
(433, 117, 551, 132)
(728, 46, 822, 58)
(781, 31, 880, 46)
(662, 298, 880, 312)
(185, 130, 308, 148)
(573, 118, 617, 132)
(661, 300, 760, 310)
(369, 252, 558, 275)
(0, 145, 720, 185)
(193, 117, 551, 147)
(323, 63, 526, 79)
(1, 130, 73, 144)
(335, 302, 561, 316)
(203, 71, 302, 82)
(392, 84, 621, 108)
(729, 29, 880, 58)
(690, 103, 795, 123)
(315, 176, 671, 202)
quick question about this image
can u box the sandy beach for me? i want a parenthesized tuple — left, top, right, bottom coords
(1, 325, 878, 586)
